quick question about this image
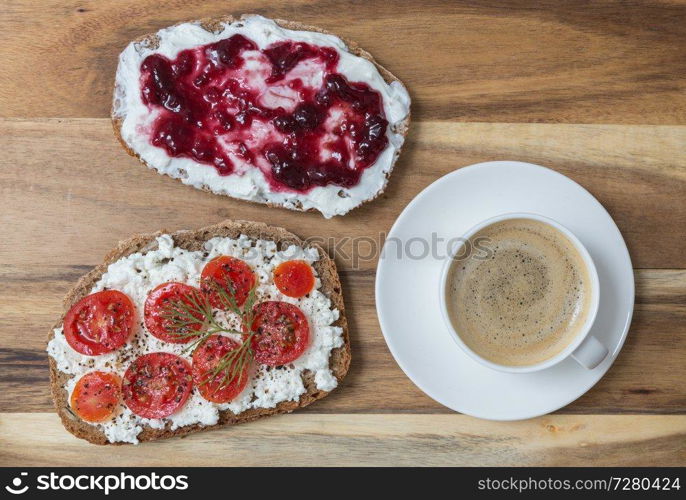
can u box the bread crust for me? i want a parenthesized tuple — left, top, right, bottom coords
(111, 14, 411, 216)
(48, 220, 351, 445)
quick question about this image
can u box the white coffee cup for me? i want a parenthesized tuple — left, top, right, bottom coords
(439, 212, 607, 373)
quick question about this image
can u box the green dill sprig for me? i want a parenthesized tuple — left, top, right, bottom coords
(160, 279, 259, 391)
(203, 331, 255, 389)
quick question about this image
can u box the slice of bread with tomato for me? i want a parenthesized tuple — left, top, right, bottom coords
(47, 220, 350, 444)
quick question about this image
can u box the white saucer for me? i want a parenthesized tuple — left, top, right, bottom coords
(375, 161, 634, 420)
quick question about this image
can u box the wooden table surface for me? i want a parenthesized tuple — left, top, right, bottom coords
(1, 0, 685, 467)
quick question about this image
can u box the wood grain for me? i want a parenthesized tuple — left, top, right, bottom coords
(1, 0, 685, 465)
(2, 1, 686, 123)
(0, 119, 684, 416)
(1, 119, 685, 268)
(1, 413, 684, 466)
(1, 265, 684, 414)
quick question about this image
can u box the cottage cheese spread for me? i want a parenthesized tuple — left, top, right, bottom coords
(47, 234, 344, 444)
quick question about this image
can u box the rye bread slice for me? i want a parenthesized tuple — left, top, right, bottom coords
(47, 220, 350, 445)
(111, 14, 411, 216)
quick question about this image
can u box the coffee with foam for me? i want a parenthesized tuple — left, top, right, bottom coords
(445, 218, 592, 366)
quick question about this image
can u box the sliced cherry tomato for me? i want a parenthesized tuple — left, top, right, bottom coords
(70, 371, 121, 423)
(144, 282, 204, 343)
(64, 290, 135, 355)
(122, 353, 193, 419)
(250, 301, 310, 366)
(192, 335, 250, 403)
(200, 256, 256, 309)
(273, 260, 315, 298)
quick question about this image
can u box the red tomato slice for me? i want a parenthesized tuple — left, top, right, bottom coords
(70, 371, 121, 423)
(200, 256, 256, 309)
(122, 353, 193, 419)
(250, 301, 310, 366)
(192, 335, 250, 403)
(273, 260, 315, 298)
(144, 282, 204, 343)
(64, 290, 135, 355)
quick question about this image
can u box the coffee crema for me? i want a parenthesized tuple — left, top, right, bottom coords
(445, 218, 592, 366)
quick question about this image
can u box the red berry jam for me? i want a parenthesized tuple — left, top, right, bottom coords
(139, 35, 389, 192)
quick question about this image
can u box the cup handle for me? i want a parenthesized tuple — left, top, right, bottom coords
(571, 335, 609, 369)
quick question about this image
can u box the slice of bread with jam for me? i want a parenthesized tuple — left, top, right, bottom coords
(112, 14, 410, 218)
